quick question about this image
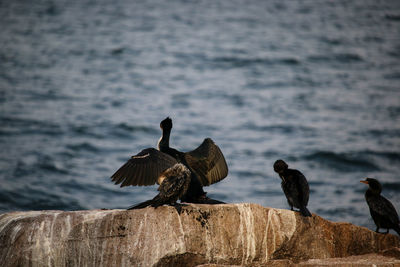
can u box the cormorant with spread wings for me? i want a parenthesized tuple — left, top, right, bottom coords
(111, 117, 229, 209)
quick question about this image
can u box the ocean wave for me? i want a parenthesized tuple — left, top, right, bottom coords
(114, 122, 158, 135)
(383, 72, 400, 80)
(0, 186, 82, 212)
(12, 153, 71, 178)
(385, 14, 400, 21)
(363, 128, 400, 139)
(212, 56, 300, 68)
(381, 182, 400, 191)
(23, 90, 76, 101)
(304, 151, 380, 172)
(241, 122, 316, 135)
(37, 159, 70, 175)
(172, 52, 301, 69)
(69, 125, 104, 138)
(66, 142, 100, 153)
(317, 206, 362, 217)
(0, 116, 63, 136)
(234, 170, 265, 178)
(364, 150, 400, 162)
(57, 179, 129, 196)
(319, 36, 343, 46)
(307, 53, 363, 64)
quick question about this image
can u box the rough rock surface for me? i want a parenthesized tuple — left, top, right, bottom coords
(0, 203, 399, 266)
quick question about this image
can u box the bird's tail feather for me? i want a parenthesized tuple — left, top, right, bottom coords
(300, 206, 312, 217)
(127, 195, 165, 210)
(127, 199, 155, 210)
(185, 196, 225, 204)
(203, 198, 225, 204)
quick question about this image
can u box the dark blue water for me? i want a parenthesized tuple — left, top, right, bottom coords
(1, 0, 400, 232)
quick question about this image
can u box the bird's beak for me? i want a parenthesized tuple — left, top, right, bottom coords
(360, 180, 369, 184)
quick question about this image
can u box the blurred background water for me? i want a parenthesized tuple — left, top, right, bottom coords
(1, 0, 399, 232)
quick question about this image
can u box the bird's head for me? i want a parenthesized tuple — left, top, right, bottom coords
(360, 178, 382, 194)
(160, 117, 173, 130)
(273, 159, 288, 174)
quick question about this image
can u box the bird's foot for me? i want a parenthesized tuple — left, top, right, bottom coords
(198, 195, 225, 204)
(170, 203, 187, 214)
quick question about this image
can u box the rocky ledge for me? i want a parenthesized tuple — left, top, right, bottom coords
(0, 203, 399, 267)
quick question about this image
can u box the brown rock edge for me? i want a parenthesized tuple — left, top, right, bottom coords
(0, 203, 399, 266)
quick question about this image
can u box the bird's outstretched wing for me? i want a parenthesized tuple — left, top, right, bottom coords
(184, 138, 228, 186)
(111, 148, 178, 187)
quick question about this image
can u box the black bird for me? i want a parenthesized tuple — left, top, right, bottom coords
(273, 159, 312, 217)
(128, 163, 191, 209)
(111, 117, 228, 208)
(360, 178, 400, 236)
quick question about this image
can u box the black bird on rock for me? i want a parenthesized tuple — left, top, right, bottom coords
(111, 117, 228, 208)
(273, 159, 312, 217)
(360, 178, 400, 236)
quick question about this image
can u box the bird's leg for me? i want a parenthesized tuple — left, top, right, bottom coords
(170, 202, 187, 214)
(385, 228, 389, 234)
(290, 206, 294, 211)
(375, 227, 381, 233)
(174, 203, 182, 214)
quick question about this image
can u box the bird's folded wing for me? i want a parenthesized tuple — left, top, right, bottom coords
(111, 148, 178, 187)
(293, 170, 310, 205)
(372, 197, 400, 224)
(184, 138, 228, 186)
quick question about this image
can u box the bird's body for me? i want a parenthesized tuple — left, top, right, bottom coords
(273, 160, 311, 217)
(111, 117, 228, 208)
(128, 163, 191, 209)
(361, 178, 400, 236)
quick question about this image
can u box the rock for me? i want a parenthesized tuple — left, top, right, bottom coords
(0, 203, 399, 266)
(198, 250, 400, 267)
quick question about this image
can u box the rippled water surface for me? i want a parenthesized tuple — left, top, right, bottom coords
(1, 0, 400, 232)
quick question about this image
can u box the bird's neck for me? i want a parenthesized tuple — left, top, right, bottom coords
(365, 188, 380, 198)
(157, 127, 184, 161)
(157, 128, 171, 151)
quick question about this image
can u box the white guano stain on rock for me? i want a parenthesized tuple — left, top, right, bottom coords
(9, 223, 21, 243)
(169, 208, 186, 256)
(236, 203, 256, 265)
(0, 211, 44, 234)
(262, 207, 297, 261)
